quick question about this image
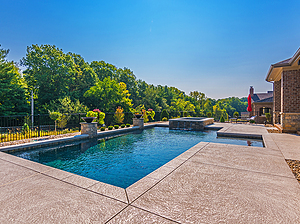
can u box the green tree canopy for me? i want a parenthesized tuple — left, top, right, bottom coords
(84, 77, 132, 112)
(21, 44, 97, 112)
(0, 45, 29, 115)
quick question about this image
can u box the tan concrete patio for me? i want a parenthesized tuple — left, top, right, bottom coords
(0, 123, 300, 223)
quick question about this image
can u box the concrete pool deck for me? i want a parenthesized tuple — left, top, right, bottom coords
(0, 123, 300, 223)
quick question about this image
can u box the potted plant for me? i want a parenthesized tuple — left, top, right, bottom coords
(130, 105, 145, 119)
(82, 111, 97, 123)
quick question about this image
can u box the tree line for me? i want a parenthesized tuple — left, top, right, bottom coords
(0, 44, 247, 120)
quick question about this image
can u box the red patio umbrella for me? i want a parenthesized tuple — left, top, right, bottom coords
(247, 94, 252, 112)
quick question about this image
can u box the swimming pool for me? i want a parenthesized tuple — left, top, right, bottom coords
(9, 127, 263, 188)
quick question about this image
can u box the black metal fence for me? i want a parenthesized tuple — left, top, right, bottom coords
(0, 113, 84, 143)
(0, 111, 206, 143)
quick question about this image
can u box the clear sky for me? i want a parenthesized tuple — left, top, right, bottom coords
(1, 0, 300, 99)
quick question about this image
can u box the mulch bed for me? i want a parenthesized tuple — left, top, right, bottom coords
(286, 159, 300, 183)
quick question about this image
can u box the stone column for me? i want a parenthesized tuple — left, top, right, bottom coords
(133, 118, 144, 129)
(81, 122, 97, 138)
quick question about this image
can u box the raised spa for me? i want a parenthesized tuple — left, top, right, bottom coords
(169, 117, 214, 131)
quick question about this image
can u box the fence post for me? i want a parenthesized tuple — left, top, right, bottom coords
(79, 114, 81, 131)
(38, 114, 40, 137)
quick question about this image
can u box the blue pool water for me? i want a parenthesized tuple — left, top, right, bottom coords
(10, 127, 263, 188)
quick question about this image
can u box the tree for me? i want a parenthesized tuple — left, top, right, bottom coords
(189, 91, 206, 112)
(48, 110, 62, 132)
(114, 106, 124, 124)
(44, 96, 88, 114)
(67, 53, 98, 102)
(84, 77, 132, 112)
(160, 109, 169, 120)
(233, 111, 239, 118)
(0, 45, 29, 115)
(21, 44, 97, 112)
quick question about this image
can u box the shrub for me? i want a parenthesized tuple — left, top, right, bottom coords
(233, 111, 239, 119)
(206, 112, 212, 118)
(114, 125, 119, 129)
(147, 109, 155, 121)
(57, 114, 70, 129)
(100, 127, 106, 131)
(126, 124, 131, 127)
(250, 120, 255, 124)
(160, 109, 169, 121)
(114, 106, 124, 124)
(220, 116, 225, 122)
(108, 126, 113, 130)
(93, 109, 105, 125)
(22, 123, 30, 134)
(265, 113, 271, 123)
(121, 124, 126, 128)
(162, 117, 168, 121)
(86, 111, 98, 117)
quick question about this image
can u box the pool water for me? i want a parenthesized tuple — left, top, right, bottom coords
(10, 127, 263, 188)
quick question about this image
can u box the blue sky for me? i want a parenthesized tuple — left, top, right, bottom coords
(1, 0, 300, 99)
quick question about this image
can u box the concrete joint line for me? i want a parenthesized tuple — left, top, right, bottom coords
(127, 142, 210, 205)
(189, 160, 297, 181)
(0, 173, 41, 188)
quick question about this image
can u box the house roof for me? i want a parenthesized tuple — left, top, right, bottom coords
(273, 58, 292, 66)
(266, 48, 300, 82)
(251, 91, 273, 103)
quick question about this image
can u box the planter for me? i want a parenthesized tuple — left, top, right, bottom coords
(82, 117, 96, 123)
(134, 114, 143, 119)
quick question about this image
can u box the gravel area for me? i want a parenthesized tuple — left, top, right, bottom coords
(286, 159, 300, 183)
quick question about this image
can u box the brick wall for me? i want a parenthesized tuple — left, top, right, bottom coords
(281, 70, 300, 113)
(273, 80, 281, 123)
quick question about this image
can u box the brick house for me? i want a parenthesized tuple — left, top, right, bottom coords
(266, 48, 300, 133)
(249, 86, 273, 124)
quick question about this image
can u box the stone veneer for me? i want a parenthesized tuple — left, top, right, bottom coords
(280, 113, 300, 133)
(81, 122, 98, 138)
(133, 118, 144, 129)
(169, 117, 214, 131)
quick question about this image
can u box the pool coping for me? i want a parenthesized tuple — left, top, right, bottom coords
(0, 122, 271, 205)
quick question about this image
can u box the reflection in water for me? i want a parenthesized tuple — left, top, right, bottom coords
(80, 138, 98, 152)
(247, 140, 252, 146)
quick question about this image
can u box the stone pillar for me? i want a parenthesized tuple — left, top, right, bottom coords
(81, 122, 97, 138)
(133, 118, 144, 129)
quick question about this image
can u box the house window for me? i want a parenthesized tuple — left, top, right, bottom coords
(259, 107, 271, 116)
